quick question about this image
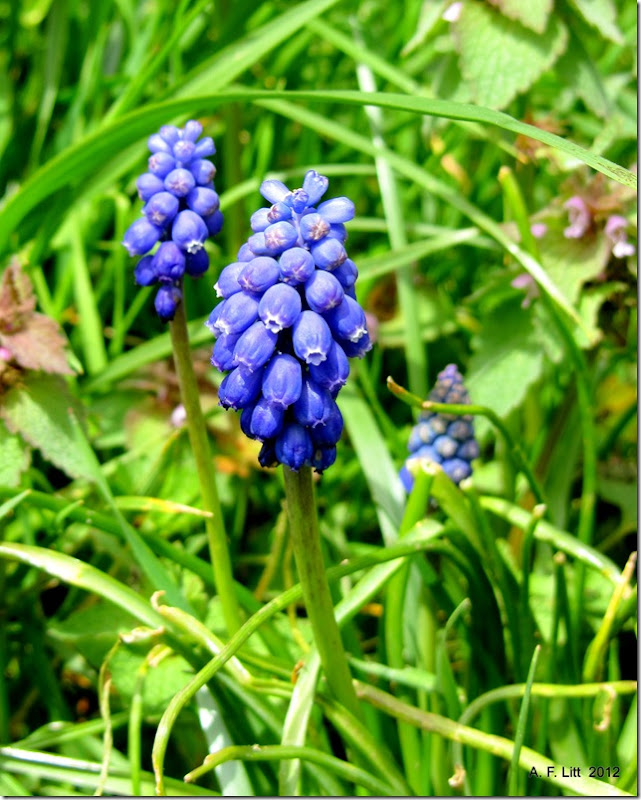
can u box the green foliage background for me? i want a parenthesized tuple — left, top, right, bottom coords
(0, 0, 636, 796)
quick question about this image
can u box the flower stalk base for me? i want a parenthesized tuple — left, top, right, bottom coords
(283, 465, 361, 719)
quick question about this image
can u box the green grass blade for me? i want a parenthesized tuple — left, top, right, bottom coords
(507, 645, 541, 795)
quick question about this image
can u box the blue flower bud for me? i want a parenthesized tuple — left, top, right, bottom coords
(340, 330, 372, 359)
(293, 377, 334, 428)
(433, 434, 458, 459)
(457, 439, 480, 460)
(205, 209, 224, 237)
(148, 133, 172, 154)
(215, 291, 260, 335)
(218, 366, 262, 410)
(190, 159, 216, 185)
(275, 423, 313, 471)
(264, 221, 298, 254)
(171, 210, 208, 253)
(182, 120, 203, 141)
(302, 170, 328, 205)
(144, 191, 179, 227)
(258, 440, 278, 468)
(258, 283, 302, 332)
(250, 397, 285, 440)
(136, 172, 165, 201)
(278, 247, 315, 284)
(304, 270, 344, 313)
(442, 458, 472, 484)
(173, 139, 196, 163)
(193, 137, 215, 158)
(187, 186, 219, 217)
(250, 208, 271, 232)
(246, 232, 270, 256)
(205, 304, 223, 335)
(293, 310, 333, 365)
(260, 179, 290, 204)
(262, 354, 302, 409)
(152, 241, 186, 281)
(154, 284, 182, 321)
(317, 197, 355, 224)
(309, 401, 343, 446)
(284, 189, 309, 213)
(159, 125, 180, 145)
(185, 249, 209, 277)
(211, 332, 240, 371)
(333, 258, 358, 288)
(123, 218, 163, 256)
(299, 213, 330, 242)
(239, 403, 258, 440)
(311, 445, 337, 473)
(164, 168, 196, 198)
(327, 223, 347, 243)
(408, 420, 437, 451)
(267, 202, 293, 223)
(233, 321, 278, 372)
(447, 419, 473, 441)
(310, 237, 347, 270)
(214, 262, 244, 298)
(148, 151, 175, 177)
(323, 296, 367, 342)
(308, 340, 349, 395)
(238, 257, 280, 294)
(237, 242, 254, 262)
(134, 255, 157, 286)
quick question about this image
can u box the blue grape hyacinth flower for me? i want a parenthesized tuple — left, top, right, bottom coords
(400, 364, 479, 491)
(122, 121, 223, 321)
(208, 170, 371, 472)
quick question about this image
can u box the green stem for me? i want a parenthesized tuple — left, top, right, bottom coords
(282, 466, 362, 720)
(169, 297, 242, 636)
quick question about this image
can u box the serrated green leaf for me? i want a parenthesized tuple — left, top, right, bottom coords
(454, 2, 568, 109)
(0, 374, 92, 480)
(466, 299, 545, 420)
(489, 0, 553, 34)
(556, 29, 612, 118)
(567, 0, 624, 44)
(539, 229, 611, 306)
(0, 420, 30, 487)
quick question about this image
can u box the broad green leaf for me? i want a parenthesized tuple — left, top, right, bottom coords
(466, 298, 545, 421)
(0, 374, 92, 480)
(48, 602, 140, 668)
(556, 30, 612, 118)
(567, 0, 624, 45)
(0, 421, 30, 487)
(454, 3, 568, 109)
(539, 228, 611, 306)
(488, 0, 553, 33)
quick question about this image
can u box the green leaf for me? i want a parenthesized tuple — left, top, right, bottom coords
(556, 29, 612, 118)
(0, 421, 30, 487)
(567, 0, 624, 45)
(454, 2, 568, 109)
(0, 374, 92, 480)
(489, 0, 553, 34)
(48, 603, 140, 668)
(466, 298, 545, 421)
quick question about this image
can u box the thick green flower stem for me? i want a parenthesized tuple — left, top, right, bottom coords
(282, 466, 362, 720)
(169, 298, 242, 636)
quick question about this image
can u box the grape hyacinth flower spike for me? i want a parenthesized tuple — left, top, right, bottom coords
(400, 364, 479, 491)
(122, 120, 223, 321)
(208, 169, 371, 473)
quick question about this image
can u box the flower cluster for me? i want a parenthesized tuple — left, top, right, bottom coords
(122, 121, 222, 321)
(207, 170, 371, 472)
(400, 364, 478, 491)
